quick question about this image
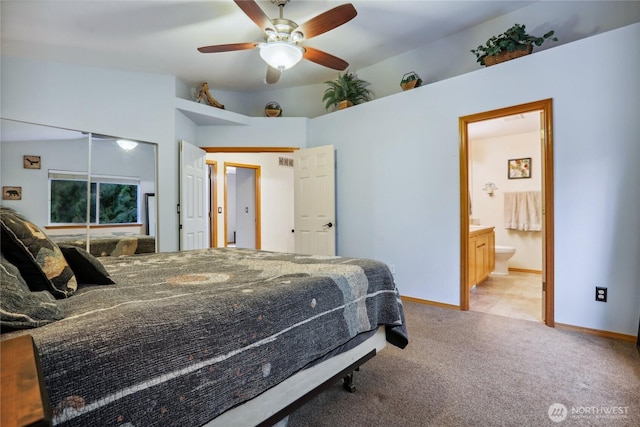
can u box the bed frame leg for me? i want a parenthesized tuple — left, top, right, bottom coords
(342, 367, 360, 393)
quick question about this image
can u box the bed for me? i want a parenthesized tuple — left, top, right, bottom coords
(0, 206, 408, 427)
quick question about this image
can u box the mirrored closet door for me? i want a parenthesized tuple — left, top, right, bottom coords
(1, 119, 158, 256)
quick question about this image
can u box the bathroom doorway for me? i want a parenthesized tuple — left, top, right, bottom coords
(459, 99, 555, 326)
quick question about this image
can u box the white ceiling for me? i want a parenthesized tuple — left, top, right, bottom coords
(1, 0, 536, 92)
(468, 111, 540, 139)
(0, 119, 86, 142)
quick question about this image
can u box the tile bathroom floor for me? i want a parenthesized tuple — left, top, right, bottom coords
(470, 271, 543, 322)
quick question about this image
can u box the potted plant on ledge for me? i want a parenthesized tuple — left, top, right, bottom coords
(471, 23, 557, 67)
(322, 71, 374, 111)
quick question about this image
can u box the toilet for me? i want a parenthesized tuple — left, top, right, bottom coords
(492, 245, 516, 275)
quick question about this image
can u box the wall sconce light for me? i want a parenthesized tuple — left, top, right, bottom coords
(483, 182, 498, 195)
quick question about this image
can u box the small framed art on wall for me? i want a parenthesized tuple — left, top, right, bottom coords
(508, 157, 531, 179)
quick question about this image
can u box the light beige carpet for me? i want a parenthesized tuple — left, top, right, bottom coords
(288, 301, 640, 426)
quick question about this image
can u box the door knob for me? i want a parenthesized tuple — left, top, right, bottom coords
(323, 222, 333, 229)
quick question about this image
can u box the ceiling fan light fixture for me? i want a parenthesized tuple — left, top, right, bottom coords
(116, 139, 138, 151)
(265, 29, 278, 42)
(259, 42, 303, 70)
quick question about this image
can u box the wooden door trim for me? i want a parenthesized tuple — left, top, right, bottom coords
(459, 98, 555, 326)
(203, 147, 299, 153)
(207, 160, 217, 248)
(223, 162, 262, 250)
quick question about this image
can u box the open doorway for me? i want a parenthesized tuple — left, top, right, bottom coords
(204, 149, 295, 252)
(224, 162, 261, 249)
(459, 99, 555, 326)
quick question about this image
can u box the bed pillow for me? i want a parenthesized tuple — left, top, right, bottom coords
(1, 254, 64, 331)
(0, 206, 77, 298)
(58, 244, 115, 285)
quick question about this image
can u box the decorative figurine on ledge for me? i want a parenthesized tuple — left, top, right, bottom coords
(195, 82, 225, 109)
(264, 101, 282, 117)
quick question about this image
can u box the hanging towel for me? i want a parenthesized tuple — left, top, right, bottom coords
(504, 191, 542, 231)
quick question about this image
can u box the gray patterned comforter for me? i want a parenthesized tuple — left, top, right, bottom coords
(8, 248, 408, 426)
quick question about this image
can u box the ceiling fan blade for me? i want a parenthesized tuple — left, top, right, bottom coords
(234, 0, 275, 33)
(303, 47, 349, 71)
(297, 3, 357, 40)
(198, 42, 257, 53)
(266, 66, 281, 84)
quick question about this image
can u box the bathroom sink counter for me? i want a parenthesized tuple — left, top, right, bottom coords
(468, 226, 496, 291)
(469, 225, 494, 237)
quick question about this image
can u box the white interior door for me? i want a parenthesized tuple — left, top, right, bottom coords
(294, 145, 336, 256)
(179, 140, 208, 250)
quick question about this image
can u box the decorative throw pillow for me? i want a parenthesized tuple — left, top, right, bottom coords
(0, 206, 77, 298)
(58, 244, 115, 285)
(1, 254, 64, 331)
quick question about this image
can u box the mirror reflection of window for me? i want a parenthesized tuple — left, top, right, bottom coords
(48, 171, 140, 225)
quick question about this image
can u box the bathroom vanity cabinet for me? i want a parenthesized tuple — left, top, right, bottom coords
(468, 226, 495, 290)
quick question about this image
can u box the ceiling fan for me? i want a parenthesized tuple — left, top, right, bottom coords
(198, 0, 357, 84)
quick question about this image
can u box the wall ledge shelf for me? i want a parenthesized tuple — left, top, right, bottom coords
(175, 98, 250, 126)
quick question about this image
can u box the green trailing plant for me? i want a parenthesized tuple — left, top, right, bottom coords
(471, 23, 557, 66)
(322, 71, 373, 110)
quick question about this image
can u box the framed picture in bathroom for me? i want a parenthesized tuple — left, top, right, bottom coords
(508, 157, 531, 179)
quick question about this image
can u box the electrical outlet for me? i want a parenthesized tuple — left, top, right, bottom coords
(595, 286, 607, 302)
